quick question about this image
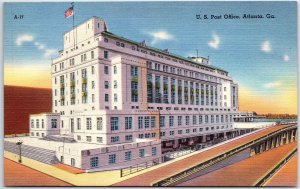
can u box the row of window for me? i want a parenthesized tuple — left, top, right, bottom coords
(146, 73, 237, 108)
(159, 115, 233, 127)
(102, 37, 227, 76)
(54, 51, 95, 72)
(30, 119, 57, 129)
(147, 61, 221, 83)
(160, 125, 232, 137)
(30, 132, 45, 137)
(69, 114, 230, 133)
(90, 147, 157, 168)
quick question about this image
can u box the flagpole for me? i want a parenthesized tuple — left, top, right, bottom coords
(71, 2, 75, 50)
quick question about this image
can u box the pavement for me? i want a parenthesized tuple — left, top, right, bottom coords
(264, 154, 297, 186)
(4, 158, 72, 186)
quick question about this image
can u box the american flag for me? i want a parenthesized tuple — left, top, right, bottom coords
(65, 6, 74, 18)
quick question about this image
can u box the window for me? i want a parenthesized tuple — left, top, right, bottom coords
(97, 137, 103, 143)
(86, 136, 92, 142)
(125, 135, 133, 141)
(138, 134, 144, 139)
(108, 154, 116, 164)
(86, 118, 92, 130)
(193, 116, 197, 125)
(205, 115, 209, 123)
(125, 151, 132, 161)
(36, 119, 39, 128)
(41, 119, 44, 128)
(138, 117, 143, 129)
(186, 116, 190, 125)
(114, 93, 118, 102)
(51, 119, 57, 128)
(152, 147, 157, 156)
(105, 94, 109, 102)
(71, 158, 75, 166)
(131, 65, 138, 76)
(90, 157, 99, 168)
(114, 80, 117, 88)
(169, 116, 174, 127)
(151, 133, 156, 138)
(151, 116, 156, 128)
(92, 81, 95, 89)
(139, 149, 145, 158)
(144, 117, 150, 128)
(111, 117, 119, 131)
(178, 116, 182, 126)
(104, 51, 108, 59)
(91, 51, 94, 59)
(178, 130, 182, 134)
(131, 80, 138, 102)
(92, 66, 95, 74)
(211, 115, 214, 123)
(160, 116, 165, 127)
(77, 118, 81, 130)
(125, 117, 132, 130)
(30, 119, 34, 128)
(97, 117, 103, 130)
(114, 66, 117, 74)
(186, 129, 190, 133)
(111, 136, 119, 142)
(199, 116, 203, 124)
(92, 94, 95, 102)
(104, 66, 109, 74)
(104, 81, 109, 89)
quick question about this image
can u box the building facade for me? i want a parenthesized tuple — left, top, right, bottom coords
(29, 16, 239, 171)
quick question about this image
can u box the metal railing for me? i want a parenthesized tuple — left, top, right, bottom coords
(120, 158, 160, 177)
(254, 148, 297, 186)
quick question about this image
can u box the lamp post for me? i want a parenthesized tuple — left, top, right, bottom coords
(16, 140, 23, 163)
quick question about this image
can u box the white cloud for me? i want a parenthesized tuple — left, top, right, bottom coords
(34, 42, 45, 50)
(16, 33, 57, 58)
(283, 54, 290, 62)
(16, 34, 34, 46)
(208, 33, 220, 49)
(263, 81, 282, 89)
(148, 31, 174, 45)
(261, 41, 272, 53)
(44, 48, 58, 58)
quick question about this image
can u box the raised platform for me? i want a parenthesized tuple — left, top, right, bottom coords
(41, 135, 77, 143)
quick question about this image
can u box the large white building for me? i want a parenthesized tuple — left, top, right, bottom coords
(29, 16, 239, 171)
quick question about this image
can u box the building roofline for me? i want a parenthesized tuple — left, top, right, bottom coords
(101, 31, 229, 74)
(63, 16, 102, 35)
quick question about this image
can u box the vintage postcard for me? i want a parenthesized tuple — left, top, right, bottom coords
(3, 1, 297, 187)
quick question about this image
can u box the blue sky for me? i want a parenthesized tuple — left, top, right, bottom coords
(4, 2, 298, 113)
